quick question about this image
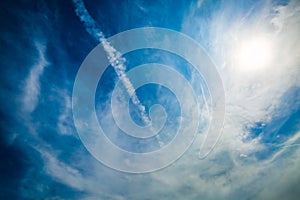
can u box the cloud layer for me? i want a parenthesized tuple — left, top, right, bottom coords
(1, 0, 299, 199)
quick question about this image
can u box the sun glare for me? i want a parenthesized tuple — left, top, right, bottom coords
(235, 37, 272, 72)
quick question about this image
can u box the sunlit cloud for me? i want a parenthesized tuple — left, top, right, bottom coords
(233, 36, 273, 72)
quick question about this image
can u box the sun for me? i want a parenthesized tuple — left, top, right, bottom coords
(235, 36, 273, 72)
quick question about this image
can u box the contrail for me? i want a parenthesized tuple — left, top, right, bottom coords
(72, 0, 151, 125)
(200, 84, 211, 117)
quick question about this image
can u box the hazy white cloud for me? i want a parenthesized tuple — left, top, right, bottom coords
(37, 146, 147, 199)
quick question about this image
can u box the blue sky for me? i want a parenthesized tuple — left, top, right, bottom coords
(1, 0, 300, 199)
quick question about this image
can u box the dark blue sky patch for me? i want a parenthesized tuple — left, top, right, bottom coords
(0, 137, 29, 199)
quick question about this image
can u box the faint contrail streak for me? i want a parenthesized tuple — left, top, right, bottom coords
(200, 84, 210, 117)
(72, 0, 151, 125)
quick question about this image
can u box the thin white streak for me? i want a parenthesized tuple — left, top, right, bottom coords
(72, 0, 150, 125)
(200, 84, 210, 117)
(267, 131, 300, 163)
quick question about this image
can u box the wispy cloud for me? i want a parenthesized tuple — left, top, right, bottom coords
(22, 42, 48, 113)
(57, 89, 74, 135)
(39, 149, 86, 191)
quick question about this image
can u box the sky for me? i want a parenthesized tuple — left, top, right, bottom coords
(1, 0, 300, 199)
